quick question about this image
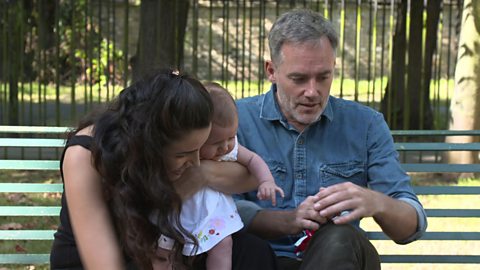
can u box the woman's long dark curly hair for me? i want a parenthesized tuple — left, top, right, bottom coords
(71, 70, 213, 269)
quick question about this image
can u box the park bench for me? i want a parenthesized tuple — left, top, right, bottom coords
(0, 125, 68, 265)
(367, 130, 480, 266)
(0, 125, 479, 267)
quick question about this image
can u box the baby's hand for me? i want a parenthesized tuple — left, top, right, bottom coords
(257, 181, 285, 206)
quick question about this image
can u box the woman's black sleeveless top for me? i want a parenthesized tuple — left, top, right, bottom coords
(49, 135, 136, 269)
(50, 135, 93, 268)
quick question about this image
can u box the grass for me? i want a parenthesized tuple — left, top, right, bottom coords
(2, 78, 455, 103)
(3, 78, 455, 128)
(221, 77, 455, 104)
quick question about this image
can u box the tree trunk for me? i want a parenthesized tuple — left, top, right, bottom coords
(405, 0, 424, 129)
(381, 0, 407, 130)
(5, 0, 26, 125)
(381, 0, 438, 130)
(132, 0, 189, 82)
(38, 0, 55, 50)
(447, 0, 480, 171)
(0, 1, 4, 82)
(421, 0, 442, 130)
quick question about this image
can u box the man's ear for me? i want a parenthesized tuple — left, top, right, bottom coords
(265, 60, 276, 83)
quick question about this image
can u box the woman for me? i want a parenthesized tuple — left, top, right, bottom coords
(50, 70, 277, 269)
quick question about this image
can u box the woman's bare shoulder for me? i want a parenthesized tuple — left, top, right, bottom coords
(75, 125, 94, 136)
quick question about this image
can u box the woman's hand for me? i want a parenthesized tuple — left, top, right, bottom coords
(151, 248, 173, 270)
(173, 165, 207, 201)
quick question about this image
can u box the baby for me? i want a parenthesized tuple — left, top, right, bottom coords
(200, 82, 284, 204)
(153, 82, 284, 269)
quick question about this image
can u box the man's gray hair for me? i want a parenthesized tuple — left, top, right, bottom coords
(268, 9, 338, 64)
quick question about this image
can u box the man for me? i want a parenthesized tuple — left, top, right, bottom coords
(235, 9, 427, 270)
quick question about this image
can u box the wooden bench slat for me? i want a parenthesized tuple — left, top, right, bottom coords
(425, 209, 480, 217)
(0, 183, 63, 193)
(401, 163, 480, 173)
(413, 186, 480, 195)
(0, 138, 65, 147)
(391, 130, 480, 136)
(0, 126, 69, 134)
(0, 254, 50, 264)
(368, 231, 480, 241)
(395, 142, 480, 151)
(380, 255, 480, 264)
(0, 206, 60, 216)
(0, 230, 55, 240)
(0, 160, 59, 170)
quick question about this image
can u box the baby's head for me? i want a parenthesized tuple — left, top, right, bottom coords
(200, 82, 238, 160)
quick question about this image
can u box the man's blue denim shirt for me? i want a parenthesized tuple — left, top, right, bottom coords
(235, 84, 428, 258)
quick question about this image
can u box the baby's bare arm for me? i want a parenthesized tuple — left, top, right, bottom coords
(237, 144, 284, 205)
(236, 144, 272, 184)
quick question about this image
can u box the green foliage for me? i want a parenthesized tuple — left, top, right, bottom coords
(23, 0, 126, 85)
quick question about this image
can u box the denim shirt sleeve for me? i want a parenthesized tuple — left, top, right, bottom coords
(366, 112, 428, 243)
(235, 200, 262, 226)
(397, 198, 428, 244)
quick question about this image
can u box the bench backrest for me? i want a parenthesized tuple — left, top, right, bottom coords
(0, 126, 68, 265)
(368, 130, 480, 264)
(0, 126, 479, 265)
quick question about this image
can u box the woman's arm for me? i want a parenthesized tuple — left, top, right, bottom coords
(200, 159, 258, 194)
(63, 145, 125, 269)
(173, 157, 260, 201)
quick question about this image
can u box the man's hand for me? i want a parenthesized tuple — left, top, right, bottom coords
(313, 182, 382, 224)
(257, 181, 285, 206)
(313, 182, 419, 242)
(291, 195, 329, 234)
(247, 195, 328, 239)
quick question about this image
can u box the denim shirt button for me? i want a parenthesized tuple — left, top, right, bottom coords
(298, 139, 304, 145)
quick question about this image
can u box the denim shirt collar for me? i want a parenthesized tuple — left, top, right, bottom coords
(259, 84, 334, 124)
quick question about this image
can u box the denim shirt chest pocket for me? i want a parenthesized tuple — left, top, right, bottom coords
(319, 161, 366, 187)
(257, 160, 289, 208)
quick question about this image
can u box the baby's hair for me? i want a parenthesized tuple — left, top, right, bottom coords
(203, 82, 237, 128)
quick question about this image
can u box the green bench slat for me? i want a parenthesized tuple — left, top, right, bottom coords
(413, 186, 480, 195)
(0, 206, 60, 216)
(0, 230, 55, 240)
(0, 183, 63, 192)
(368, 231, 480, 241)
(391, 130, 480, 136)
(401, 163, 480, 173)
(0, 126, 69, 134)
(380, 255, 480, 264)
(395, 142, 480, 151)
(425, 209, 480, 217)
(0, 160, 59, 170)
(0, 138, 65, 147)
(5, 253, 473, 265)
(0, 254, 50, 264)
(5, 184, 471, 195)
